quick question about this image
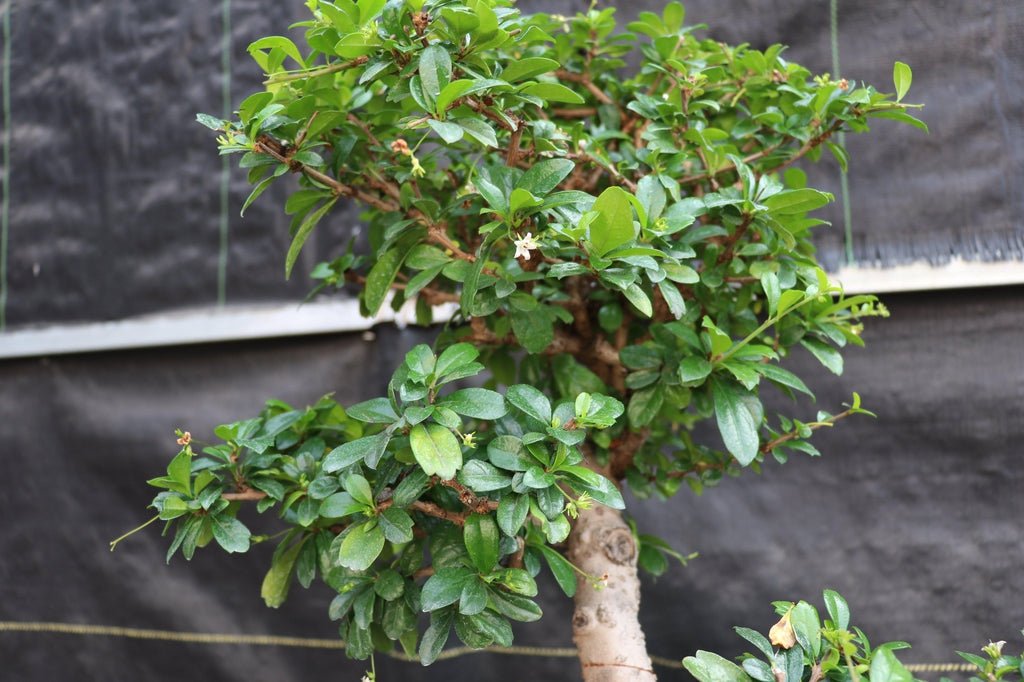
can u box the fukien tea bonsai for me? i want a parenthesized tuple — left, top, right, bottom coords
(120, 0, 926, 679)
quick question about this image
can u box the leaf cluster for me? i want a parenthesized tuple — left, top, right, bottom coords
(685, 590, 917, 682)
(147, 344, 625, 661)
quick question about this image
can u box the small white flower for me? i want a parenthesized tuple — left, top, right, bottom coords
(513, 232, 540, 260)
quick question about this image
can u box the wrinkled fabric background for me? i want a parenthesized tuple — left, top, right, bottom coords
(1, 1, 1022, 680)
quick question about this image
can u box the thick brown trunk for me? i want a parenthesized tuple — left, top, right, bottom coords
(568, 503, 657, 681)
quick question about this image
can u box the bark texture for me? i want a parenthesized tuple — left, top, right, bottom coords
(568, 504, 657, 682)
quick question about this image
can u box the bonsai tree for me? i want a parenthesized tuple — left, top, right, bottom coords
(119, 0, 926, 679)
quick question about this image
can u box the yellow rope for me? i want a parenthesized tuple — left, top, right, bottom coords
(0, 621, 976, 673)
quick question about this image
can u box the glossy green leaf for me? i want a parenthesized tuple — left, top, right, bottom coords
(501, 57, 559, 82)
(823, 588, 851, 630)
(515, 158, 574, 197)
(561, 465, 625, 509)
(363, 247, 406, 316)
(285, 198, 338, 278)
(421, 567, 474, 611)
(535, 544, 577, 597)
(323, 432, 390, 472)
(261, 539, 304, 608)
(497, 493, 529, 535)
(419, 44, 452, 102)
(683, 650, 754, 682)
(458, 459, 512, 492)
(893, 61, 912, 102)
(801, 338, 844, 375)
(463, 513, 500, 573)
(506, 385, 552, 424)
(712, 379, 762, 465)
(339, 521, 386, 571)
(438, 388, 506, 420)
(409, 423, 463, 480)
(211, 514, 251, 553)
(589, 186, 635, 256)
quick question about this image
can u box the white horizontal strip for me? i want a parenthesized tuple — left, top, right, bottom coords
(0, 259, 1021, 359)
(0, 297, 456, 360)
(835, 258, 1024, 294)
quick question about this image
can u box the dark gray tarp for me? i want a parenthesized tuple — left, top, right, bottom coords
(2, 0, 1022, 679)
(3, 288, 1023, 680)
(1, 0, 1021, 327)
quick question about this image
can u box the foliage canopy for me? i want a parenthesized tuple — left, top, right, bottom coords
(132, 0, 927, 670)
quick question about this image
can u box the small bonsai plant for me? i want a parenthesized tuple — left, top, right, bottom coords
(119, 1, 926, 679)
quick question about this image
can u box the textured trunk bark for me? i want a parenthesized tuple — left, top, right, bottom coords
(568, 503, 657, 682)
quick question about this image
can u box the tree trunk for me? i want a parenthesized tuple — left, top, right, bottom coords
(568, 503, 657, 681)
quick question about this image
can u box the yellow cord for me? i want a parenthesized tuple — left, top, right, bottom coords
(0, 621, 978, 673)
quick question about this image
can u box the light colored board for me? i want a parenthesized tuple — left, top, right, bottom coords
(1, 260, 1021, 359)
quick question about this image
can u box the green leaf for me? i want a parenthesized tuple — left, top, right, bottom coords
(421, 567, 474, 611)
(489, 589, 542, 622)
(870, 647, 914, 682)
(494, 567, 537, 596)
(755, 364, 814, 399)
(418, 44, 452, 102)
(379, 506, 415, 544)
(211, 514, 251, 553)
(419, 607, 454, 665)
(679, 357, 713, 387)
(405, 343, 436, 377)
(712, 379, 762, 466)
(459, 577, 489, 615)
(285, 198, 338, 278)
(463, 513, 500, 573)
(763, 189, 832, 215)
(346, 397, 399, 423)
(427, 118, 464, 143)
(409, 423, 463, 480)
(790, 601, 821, 657)
(501, 57, 560, 82)
(435, 343, 480, 378)
(166, 449, 192, 495)
(248, 35, 306, 68)
(392, 469, 430, 508)
(497, 493, 529, 535)
(323, 432, 391, 472)
(535, 545, 577, 597)
(458, 460, 512, 492)
(800, 338, 843, 375)
(520, 82, 585, 104)
(460, 242, 488, 315)
(363, 247, 406, 316)
(506, 385, 552, 424)
(511, 307, 554, 354)
(893, 61, 912, 102)
(589, 186, 635, 256)
(623, 284, 653, 318)
(374, 568, 406, 601)
(683, 650, 755, 682)
(628, 384, 664, 428)
(339, 521, 386, 571)
(561, 465, 625, 509)
(658, 280, 686, 319)
(438, 388, 507, 420)
(637, 175, 667, 224)
(261, 539, 304, 608)
(436, 78, 507, 114)
(823, 589, 851, 630)
(488, 435, 531, 472)
(318, 491, 362, 518)
(515, 158, 575, 197)
(455, 117, 498, 147)
(343, 473, 374, 507)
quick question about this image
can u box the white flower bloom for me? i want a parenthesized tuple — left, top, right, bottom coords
(513, 232, 540, 260)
